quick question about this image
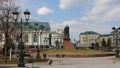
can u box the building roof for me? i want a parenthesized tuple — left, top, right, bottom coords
(50, 31, 56, 34)
(100, 34, 110, 37)
(80, 31, 99, 35)
(22, 22, 50, 31)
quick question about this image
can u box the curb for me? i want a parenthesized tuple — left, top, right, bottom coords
(47, 53, 115, 58)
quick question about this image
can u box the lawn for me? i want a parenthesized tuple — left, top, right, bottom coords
(40, 49, 114, 55)
(0, 55, 48, 64)
(0, 49, 114, 64)
(0, 56, 28, 64)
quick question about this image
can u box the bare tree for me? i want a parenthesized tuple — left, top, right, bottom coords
(0, 0, 19, 63)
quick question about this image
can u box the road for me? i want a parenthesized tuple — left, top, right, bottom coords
(26, 56, 120, 68)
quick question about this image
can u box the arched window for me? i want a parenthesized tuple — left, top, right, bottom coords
(34, 34, 37, 42)
(25, 35, 28, 42)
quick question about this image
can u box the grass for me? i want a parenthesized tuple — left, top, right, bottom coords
(0, 49, 114, 64)
(0, 57, 48, 64)
(0, 56, 28, 64)
(40, 49, 114, 55)
(0, 55, 48, 64)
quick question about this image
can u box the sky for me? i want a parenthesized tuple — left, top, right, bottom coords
(16, 0, 120, 40)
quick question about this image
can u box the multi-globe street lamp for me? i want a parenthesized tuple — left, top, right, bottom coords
(12, 9, 30, 67)
(112, 27, 120, 57)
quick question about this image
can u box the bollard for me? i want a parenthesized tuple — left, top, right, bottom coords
(43, 53, 46, 59)
(27, 56, 34, 68)
(115, 49, 119, 57)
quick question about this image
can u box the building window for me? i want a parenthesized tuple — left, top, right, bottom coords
(34, 34, 37, 42)
(89, 39, 91, 42)
(82, 37, 84, 39)
(25, 35, 28, 42)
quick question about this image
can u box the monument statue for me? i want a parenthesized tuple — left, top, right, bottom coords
(63, 26, 74, 49)
(64, 26, 69, 39)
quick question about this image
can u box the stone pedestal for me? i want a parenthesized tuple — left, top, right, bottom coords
(64, 38, 74, 49)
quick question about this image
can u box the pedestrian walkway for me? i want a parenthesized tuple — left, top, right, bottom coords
(0, 56, 120, 68)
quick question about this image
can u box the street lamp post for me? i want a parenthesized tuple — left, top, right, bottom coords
(35, 28, 42, 60)
(44, 37, 47, 46)
(112, 27, 120, 57)
(40, 29, 42, 49)
(34, 29, 40, 61)
(12, 9, 30, 67)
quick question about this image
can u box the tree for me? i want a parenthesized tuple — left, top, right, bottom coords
(101, 38, 107, 51)
(94, 42, 99, 50)
(49, 33, 51, 46)
(106, 38, 112, 51)
(55, 40, 60, 49)
(0, 0, 19, 63)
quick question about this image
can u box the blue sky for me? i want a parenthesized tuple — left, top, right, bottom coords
(17, 0, 120, 40)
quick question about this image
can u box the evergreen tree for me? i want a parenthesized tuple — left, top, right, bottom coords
(101, 38, 107, 51)
(106, 38, 112, 51)
(55, 40, 60, 49)
(94, 42, 99, 50)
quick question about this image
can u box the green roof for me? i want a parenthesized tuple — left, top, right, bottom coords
(81, 31, 99, 35)
(100, 34, 110, 37)
(22, 22, 50, 31)
(50, 31, 56, 34)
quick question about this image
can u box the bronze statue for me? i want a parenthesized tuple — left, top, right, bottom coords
(64, 26, 69, 39)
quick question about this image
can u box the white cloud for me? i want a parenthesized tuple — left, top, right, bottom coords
(37, 7, 54, 15)
(83, 0, 120, 23)
(61, 19, 110, 33)
(50, 0, 120, 40)
(49, 19, 110, 40)
(49, 20, 63, 31)
(66, 0, 120, 39)
(62, 20, 80, 26)
(18, 0, 120, 40)
(59, 0, 90, 9)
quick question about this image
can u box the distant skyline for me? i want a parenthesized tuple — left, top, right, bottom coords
(17, 0, 120, 40)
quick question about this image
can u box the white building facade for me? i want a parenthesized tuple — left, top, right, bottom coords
(0, 22, 51, 48)
(51, 29, 64, 48)
(0, 22, 65, 49)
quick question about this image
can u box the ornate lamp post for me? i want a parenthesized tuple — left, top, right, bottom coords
(44, 37, 47, 46)
(35, 27, 43, 60)
(33, 28, 39, 60)
(39, 29, 42, 49)
(39, 25, 43, 48)
(112, 27, 120, 57)
(12, 9, 30, 67)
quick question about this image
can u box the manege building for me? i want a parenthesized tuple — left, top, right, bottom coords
(0, 22, 64, 48)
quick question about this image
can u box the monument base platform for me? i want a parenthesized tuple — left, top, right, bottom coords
(64, 38, 74, 49)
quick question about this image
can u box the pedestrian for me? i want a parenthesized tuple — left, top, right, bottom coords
(47, 59, 53, 65)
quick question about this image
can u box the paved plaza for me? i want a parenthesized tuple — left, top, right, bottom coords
(27, 56, 120, 68)
(0, 56, 120, 68)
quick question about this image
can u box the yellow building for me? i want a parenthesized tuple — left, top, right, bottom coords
(79, 31, 111, 48)
(79, 31, 99, 48)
